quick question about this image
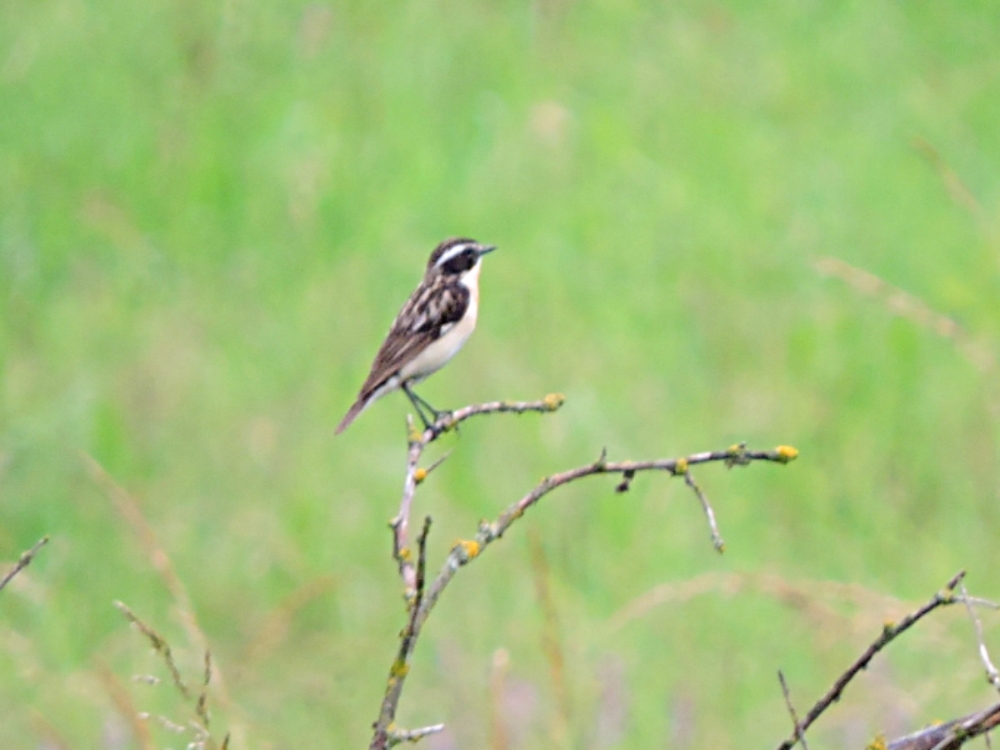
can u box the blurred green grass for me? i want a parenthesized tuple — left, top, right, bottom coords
(1, 0, 999, 746)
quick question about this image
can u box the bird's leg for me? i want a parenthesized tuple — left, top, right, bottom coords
(402, 383, 433, 429)
(402, 382, 451, 430)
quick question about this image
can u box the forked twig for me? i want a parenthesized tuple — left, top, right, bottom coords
(392, 395, 565, 602)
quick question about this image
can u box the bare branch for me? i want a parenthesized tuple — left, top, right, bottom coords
(371, 393, 797, 749)
(0, 535, 49, 594)
(776, 571, 966, 750)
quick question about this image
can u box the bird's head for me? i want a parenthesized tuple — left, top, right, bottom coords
(426, 238, 497, 281)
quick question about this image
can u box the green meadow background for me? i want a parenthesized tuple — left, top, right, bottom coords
(2, 0, 1000, 747)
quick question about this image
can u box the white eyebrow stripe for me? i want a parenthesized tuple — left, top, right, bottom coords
(434, 243, 472, 267)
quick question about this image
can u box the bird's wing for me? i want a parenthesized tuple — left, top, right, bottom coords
(356, 280, 470, 400)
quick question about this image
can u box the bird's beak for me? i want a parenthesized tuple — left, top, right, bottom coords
(477, 245, 497, 257)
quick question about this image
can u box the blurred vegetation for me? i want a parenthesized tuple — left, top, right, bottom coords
(1, 0, 999, 747)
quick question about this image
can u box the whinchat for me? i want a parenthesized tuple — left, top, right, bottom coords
(335, 238, 497, 434)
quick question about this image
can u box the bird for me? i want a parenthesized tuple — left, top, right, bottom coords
(335, 237, 497, 434)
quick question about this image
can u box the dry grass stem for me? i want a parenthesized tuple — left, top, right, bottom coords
(610, 571, 919, 633)
(114, 601, 191, 700)
(528, 530, 570, 747)
(242, 575, 337, 663)
(83, 452, 247, 748)
(96, 664, 156, 750)
(814, 257, 996, 375)
(490, 648, 511, 750)
(114, 601, 228, 750)
(0, 535, 49, 594)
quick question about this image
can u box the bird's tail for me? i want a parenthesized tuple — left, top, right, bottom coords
(335, 397, 368, 434)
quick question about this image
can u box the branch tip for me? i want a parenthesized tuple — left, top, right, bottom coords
(947, 570, 967, 592)
(543, 393, 566, 411)
(775, 445, 799, 463)
(594, 446, 608, 470)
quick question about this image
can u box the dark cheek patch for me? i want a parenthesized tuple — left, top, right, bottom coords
(443, 252, 474, 274)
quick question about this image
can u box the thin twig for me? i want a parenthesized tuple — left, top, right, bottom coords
(778, 670, 810, 750)
(683, 469, 724, 552)
(0, 536, 49, 593)
(387, 724, 446, 747)
(960, 581, 1000, 692)
(372, 517, 434, 750)
(776, 571, 966, 750)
